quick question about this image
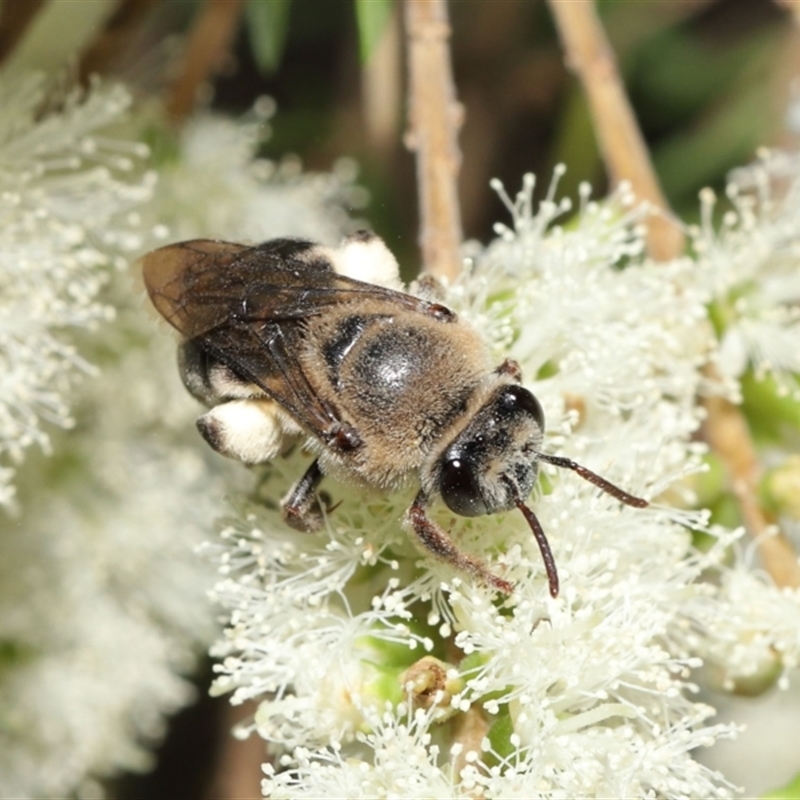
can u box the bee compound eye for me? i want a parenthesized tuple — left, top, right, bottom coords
(501, 385, 545, 430)
(439, 458, 488, 518)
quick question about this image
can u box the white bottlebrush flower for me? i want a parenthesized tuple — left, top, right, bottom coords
(0, 278, 242, 797)
(693, 149, 800, 393)
(150, 104, 364, 246)
(684, 557, 800, 692)
(0, 73, 155, 507)
(207, 171, 784, 798)
(0, 87, 359, 797)
(263, 705, 462, 799)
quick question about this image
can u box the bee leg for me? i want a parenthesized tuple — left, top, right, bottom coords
(197, 400, 284, 464)
(406, 492, 514, 595)
(414, 273, 446, 301)
(282, 460, 326, 532)
(494, 358, 522, 381)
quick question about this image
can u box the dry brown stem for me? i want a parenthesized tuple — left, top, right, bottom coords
(450, 705, 489, 791)
(0, 0, 45, 65)
(404, 0, 463, 282)
(774, 0, 800, 25)
(166, 0, 246, 125)
(205, 700, 265, 800)
(79, 0, 158, 82)
(547, 0, 684, 262)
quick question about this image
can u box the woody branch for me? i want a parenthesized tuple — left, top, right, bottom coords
(547, 0, 684, 262)
(404, 0, 464, 283)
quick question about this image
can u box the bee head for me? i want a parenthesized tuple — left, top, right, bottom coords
(437, 385, 545, 517)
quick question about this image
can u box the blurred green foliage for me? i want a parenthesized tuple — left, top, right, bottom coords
(246, 0, 292, 74)
(762, 771, 800, 800)
(354, 0, 394, 63)
(226, 0, 795, 245)
(2, 0, 792, 245)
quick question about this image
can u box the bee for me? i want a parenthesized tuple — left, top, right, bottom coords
(141, 231, 647, 597)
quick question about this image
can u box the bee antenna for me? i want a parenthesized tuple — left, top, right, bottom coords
(537, 452, 649, 508)
(515, 501, 559, 598)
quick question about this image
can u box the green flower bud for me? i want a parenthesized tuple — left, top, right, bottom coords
(761, 455, 800, 520)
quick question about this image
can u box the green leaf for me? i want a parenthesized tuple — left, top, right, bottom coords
(246, 0, 293, 75)
(650, 24, 783, 207)
(354, 0, 393, 63)
(762, 771, 800, 799)
(760, 456, 800, 521)
(0, 639, 35, 673)
(484, 705, 515, 763)
(707, 493, 741, 531)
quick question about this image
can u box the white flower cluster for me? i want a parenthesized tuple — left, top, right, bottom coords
(697, 149, 800, 394)
(0, 74, 154, 507)
(0, 328, 226, 799)
(151, 101, 364, 247)
(204, 169, 800, 798)
(0, 87, 358, 797)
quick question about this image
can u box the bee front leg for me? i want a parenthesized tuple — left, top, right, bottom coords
(494, 358, 522, 382)
(405, 492, 514, 595)
(282, 460, 326, 532)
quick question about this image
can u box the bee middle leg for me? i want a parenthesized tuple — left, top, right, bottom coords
(282, 459, 326, 532)
(406, 492, 513, 595)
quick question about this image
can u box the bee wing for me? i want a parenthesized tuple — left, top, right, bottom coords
(141, 238, 432, 335)
(142, 239, 247, 338)
(199, 315, 345, 439)
(141, 238, 441, 443)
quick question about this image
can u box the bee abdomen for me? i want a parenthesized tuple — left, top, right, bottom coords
(179, 339, 263, 405)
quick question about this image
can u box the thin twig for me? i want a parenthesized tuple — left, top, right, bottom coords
(0, 0, 45, 65)
(547, 0, 800, 588)
(79, 0, 158, 83)
(205, 700, 265, 800)
(547, 0, 684, 262)
(450, 705, 489, 792)
(404, 0, 464, 282)
(774, 0, 800, 26)
(166, 0, 246, 125)
(703, 369, 800, 589)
